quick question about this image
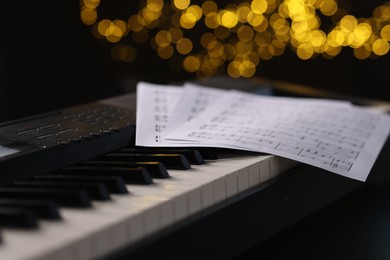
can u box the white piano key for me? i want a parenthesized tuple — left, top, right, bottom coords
(226, 171, 239, 198)
(143, 207, 159, 237)
(41, 244, 74, 260)
(128, 213, 143, 244)
(158, 200, 175, 229)
(110, 220, 130, 252)
(248, 163, 261, 188)
(1, 218, 93, 260)
(57, 209, 114, 260)
(269, 156, 280, 178)
(213, 177, 227, 204)
(173, 194, 188, 221)
(72, 234, 93, 260)
(187, 189, 202, 215)
(260, 156, 272, 182)
(0, 154, 297, 260)
(237, 166, 250, 194)
(93, 228, 111, 258)
(200, 182, 215, 209)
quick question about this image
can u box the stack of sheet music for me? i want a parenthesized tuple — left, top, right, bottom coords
(136, 82, 390, 182)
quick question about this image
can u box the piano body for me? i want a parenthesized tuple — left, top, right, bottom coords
(1, 77, 386, 260)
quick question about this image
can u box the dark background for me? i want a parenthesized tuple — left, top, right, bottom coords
(1, 0, 389, 122)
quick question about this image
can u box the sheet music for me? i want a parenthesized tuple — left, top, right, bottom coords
(164, 90, 390, 181)
(136, 82, 230, 147)
(135, 82, 183, 146)
(163, 83, 228, 135)
(136, 82, 354, 147)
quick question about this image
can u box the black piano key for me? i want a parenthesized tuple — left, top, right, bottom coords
(32, 175, 128, 194)
(120, 148, 205, 165)
(0, 207, 39, 228)
(131, 146, 219, 160)
(0, 199, 61, 220)
(0, 188, 92, 208)
(102, 153, 191, 170)
(192, 147, 219, 160)
(12, 181, 111, 201)
(80, 161, 170, 178)
(60, 166, 153, 185)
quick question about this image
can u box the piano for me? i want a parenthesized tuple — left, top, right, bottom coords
(2, 77, 386, 260)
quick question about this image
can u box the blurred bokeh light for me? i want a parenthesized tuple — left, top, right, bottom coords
(80, 0, 390, 80)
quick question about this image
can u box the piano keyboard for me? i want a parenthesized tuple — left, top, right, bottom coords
(0, 91, 365, 259)
(0, 146, 298, 260)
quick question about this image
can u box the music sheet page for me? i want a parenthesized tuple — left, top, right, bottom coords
(163, 83, 228, 135)
(163, 89, 390, 181)
(136, 82, 229, 147)
(135, 82, 183, 146)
